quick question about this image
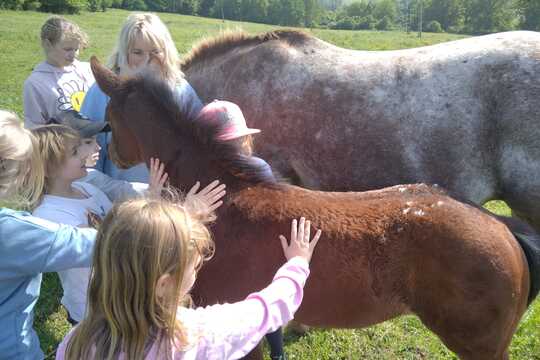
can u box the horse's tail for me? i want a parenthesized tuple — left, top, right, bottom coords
(496, 216, 540, 305)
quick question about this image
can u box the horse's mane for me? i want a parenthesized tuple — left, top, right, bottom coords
(120, 73, 277, 185)
(181, 29, 313, 71)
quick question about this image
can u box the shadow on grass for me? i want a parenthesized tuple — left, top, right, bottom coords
(35, 273, 70, 359)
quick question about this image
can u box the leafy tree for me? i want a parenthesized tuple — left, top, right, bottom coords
(199, 0, 215, 15)
(23, 0, 40, 9)
(304, 0, 320, 27)
(375, 14, 393, 29)
(240, 0, 268, 22)
(463, 0, 518, 33)
(121, 0, 147, 10)
(373, 0, 398, 23)
(344, 0, 371, 18)
(267, 0, 304, 26)
(88, 0, 111, 11)
(40, 0, 86, 13)
(211, 0, 241, 20)
(146, 0, 168, 11)
(424, 0, 464, 31)
(517, 0, 540, 31)
(179, 0, 199, 14)
(0, 0, 25, 9)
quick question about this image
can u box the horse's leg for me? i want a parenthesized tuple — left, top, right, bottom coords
(409, 231, 529, 359)
(497, 103, 540, 233)
(414, 280, 524, 360)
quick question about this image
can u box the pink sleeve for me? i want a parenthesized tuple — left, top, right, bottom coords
(185, 256, 310, 359)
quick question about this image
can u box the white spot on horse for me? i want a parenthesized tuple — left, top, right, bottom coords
(399, 187, 407, 192)
(403, 208, 411, 214)
(437, 201, 444, 206)
(406, 201, 414, 206)
(414, 209, 425, 216)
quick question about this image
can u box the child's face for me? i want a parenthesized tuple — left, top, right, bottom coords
(80, 136, 101, 168)
(55, 140, 89, 182)
(127, 36, 164, 71)
(45, 38, 80, 68)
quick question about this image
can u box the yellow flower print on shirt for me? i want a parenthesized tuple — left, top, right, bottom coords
(57, 80, 88, 112)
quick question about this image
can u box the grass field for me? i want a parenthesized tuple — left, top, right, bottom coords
(1, 9, 538, 359)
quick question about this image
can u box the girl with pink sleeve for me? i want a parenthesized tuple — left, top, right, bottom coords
(55, 195, 321, 360)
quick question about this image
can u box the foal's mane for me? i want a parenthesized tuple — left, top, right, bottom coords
(181, 29, 312, 71)
(120, 73, 277, 185)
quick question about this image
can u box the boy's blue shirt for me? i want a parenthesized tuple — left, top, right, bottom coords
(80, 79, 203, 182)
(0, 208, 96, 359)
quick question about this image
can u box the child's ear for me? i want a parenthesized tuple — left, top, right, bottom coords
(156, 273, 173, 299)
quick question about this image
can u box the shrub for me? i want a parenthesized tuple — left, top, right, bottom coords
(426, 20, 443, 33)
(40, 0, 86, 13)
(23, 0, 40, 9)
(356, 15, 376, 30)
(333, 16, 357, 30)
(0, 0, 25, 9)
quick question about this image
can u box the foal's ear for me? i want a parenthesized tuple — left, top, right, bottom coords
(90, 56, 120, 97)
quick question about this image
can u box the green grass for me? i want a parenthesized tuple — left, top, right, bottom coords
(0, 9, 537, 359)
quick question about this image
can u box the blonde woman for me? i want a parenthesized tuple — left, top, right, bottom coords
(0, 110, 97, 359)
(24, 16, 94, 129)
(56, 196, 321, 360)
(81, 13, 203, 182)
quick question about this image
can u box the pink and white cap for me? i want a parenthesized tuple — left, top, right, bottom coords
(196, 100, 261, 141)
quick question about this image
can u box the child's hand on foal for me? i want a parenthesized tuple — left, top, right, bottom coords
(148, 157, 168, 197)
(186, 180, 226, 213)
(280, 217, 322, 264)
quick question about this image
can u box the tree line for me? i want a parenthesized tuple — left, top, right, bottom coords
(1, 0, 539, 34)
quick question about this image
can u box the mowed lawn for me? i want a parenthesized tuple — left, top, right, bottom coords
(1, 9, 538, 359)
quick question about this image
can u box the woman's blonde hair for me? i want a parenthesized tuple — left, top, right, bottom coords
(31, 125, 81, 205)
(0, 110, 44, 208)
(65, 195, 215, 360)
(108, 13, 182, 85)
(41, 16, 89, 49)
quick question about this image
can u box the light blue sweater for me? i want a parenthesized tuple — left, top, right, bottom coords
(80, 79, 203, 182)
(0, 208, 96, 359)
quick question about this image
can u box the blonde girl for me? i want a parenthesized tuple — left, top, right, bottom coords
(29, 124, 225, 326)
(0, 110, 97, 359)
(24, 16, 94, 128)
(56, 195, 321, 360)
(81, 13, 203, 182)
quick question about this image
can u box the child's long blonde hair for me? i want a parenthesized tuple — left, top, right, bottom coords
(0, 110, 44, 208)
(65, 196, 215, 360)
(30, 125, 81, 207)
(108, 13, 183, 85)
